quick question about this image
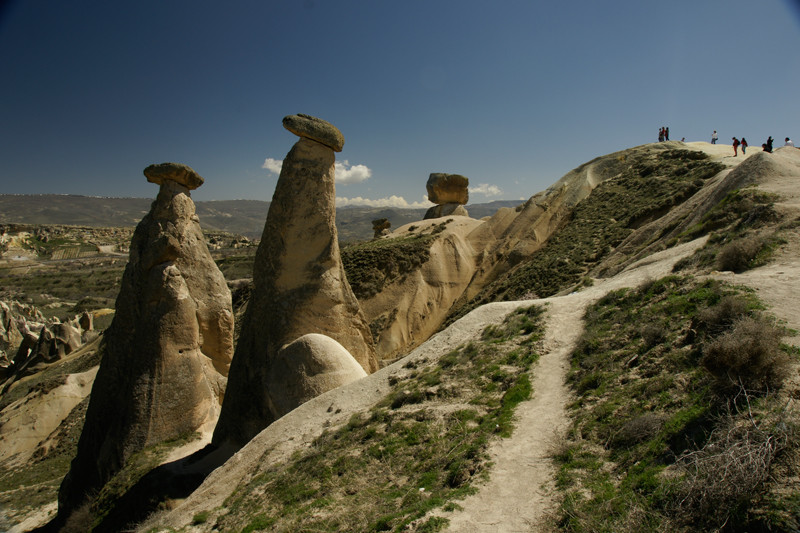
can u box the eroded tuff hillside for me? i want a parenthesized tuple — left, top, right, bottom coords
(1, 142, 799, 532)
(146, 145, 800, 532)
(346, 141, 725, 360)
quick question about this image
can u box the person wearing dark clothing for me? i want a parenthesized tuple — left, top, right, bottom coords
(665, 127, 669, 141)
(732, 137, 740, 156)
(766, 136, 774, 153)
(741, 137, 748, 154)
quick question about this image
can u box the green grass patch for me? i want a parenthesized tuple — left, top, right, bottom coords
(216, 305, 545, 532)
(553, 276, 799, 532)
(341, 234, 437, 300)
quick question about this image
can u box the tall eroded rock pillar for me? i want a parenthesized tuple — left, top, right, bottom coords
(213, 114, 378, 448)
(58, 163, 234, 515)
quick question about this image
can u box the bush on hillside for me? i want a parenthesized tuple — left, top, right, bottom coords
(696, 295, 750, 334)
(673, 413, 794, 529)
(701, 316, 789, 394)
(716, 235, 764, 272)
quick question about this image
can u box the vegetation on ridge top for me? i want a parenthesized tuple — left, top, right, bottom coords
(447, 149, 724, 324)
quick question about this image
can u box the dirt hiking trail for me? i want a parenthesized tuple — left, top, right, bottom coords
(442, 146, 800, 532)
(441, 238, 710, 532)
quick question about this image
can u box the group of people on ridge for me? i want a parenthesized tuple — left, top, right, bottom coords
(658, 126, 670, 142)
(714, 132, 794, 156)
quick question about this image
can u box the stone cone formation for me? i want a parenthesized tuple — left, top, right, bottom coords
(424, 172, 470, 219)
(58, 163, 234, 515)
(213, 114, 378, 449)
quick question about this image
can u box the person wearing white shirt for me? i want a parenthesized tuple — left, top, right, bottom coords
(785, 137, 795, 147)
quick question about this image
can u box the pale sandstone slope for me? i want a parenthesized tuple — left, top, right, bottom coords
(145, 144, 800, 532)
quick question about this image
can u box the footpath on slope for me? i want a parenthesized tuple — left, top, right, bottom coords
(439, 238, 710, 532)
(442, 146, 800, 532)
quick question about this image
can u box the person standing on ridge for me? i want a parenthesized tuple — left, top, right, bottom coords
(711, 130, 718, 144)
(732, 137, 740, 156)
(658, 127, 664, 142)
(741, 137, 748, 154)
(767, 136, 774, 152)
(786, 137, 795, 147)
(665, 127, 669, 141)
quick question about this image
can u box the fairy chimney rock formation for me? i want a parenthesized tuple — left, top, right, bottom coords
(424, 173, 470, 219)
(58, 162, 234, 516)
(213, 114, 377, 448)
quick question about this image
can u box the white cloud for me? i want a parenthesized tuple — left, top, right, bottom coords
(262, 157, 372, 185)
(469, 183, 503, 197)
(335, 160, 372, 184)
(262, 158, 283, 174)
(336, 195, 434, 209)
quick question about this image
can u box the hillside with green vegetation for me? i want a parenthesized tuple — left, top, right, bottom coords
(554, 276, 799, 532)
(447, 149, 724, 323)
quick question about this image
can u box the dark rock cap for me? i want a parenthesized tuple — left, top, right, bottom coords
(426, 173, 469, 205)
(144, 162, 204, 190)
(282, 114, 344, 152)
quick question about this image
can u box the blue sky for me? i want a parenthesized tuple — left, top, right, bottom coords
(1, 1, 798, 206)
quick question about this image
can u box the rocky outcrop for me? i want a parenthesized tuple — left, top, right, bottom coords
(424, 173, 470, 219)
(0, 301, 94, 383)
(372, 218, 391, 239)
(213, 115, 377, 449)
(58, 163, 234, 516)
(0, 302, 24, 372)
(268, 334, 367, 418)
(425, 203, 469, 219)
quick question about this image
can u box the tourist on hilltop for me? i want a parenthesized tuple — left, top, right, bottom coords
(732, 137, 740, 156)
(711, 130, 718, 144)
(741, 137, 748, 154)
(785, 137, 795, 147)
(766, 136, 774, 152)
(658, 127, 664, 142)
(665, 127, 669, 141)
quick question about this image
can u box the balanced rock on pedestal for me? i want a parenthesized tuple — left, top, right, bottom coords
(58, 162, 234, 516)
(424, 173, 470, 219)
(213, 114, 377, 449)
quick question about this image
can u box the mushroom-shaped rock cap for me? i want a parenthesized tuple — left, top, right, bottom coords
(144, 162, 204, 190)
(282, 114, 344, 152)
(426, 173, 469, 205)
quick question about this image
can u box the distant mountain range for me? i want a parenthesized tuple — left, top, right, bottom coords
(0, 194, 523, 242)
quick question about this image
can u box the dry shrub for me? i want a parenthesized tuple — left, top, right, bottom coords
(640, 323, 668, 348)
(674, 415, 793, 527)
(610, 412, 667, 448)
(61, 501, 95, 533)
(716, 235, 764, 272)
(697, 295, 750, 334)
(702, 316, 789, 394)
